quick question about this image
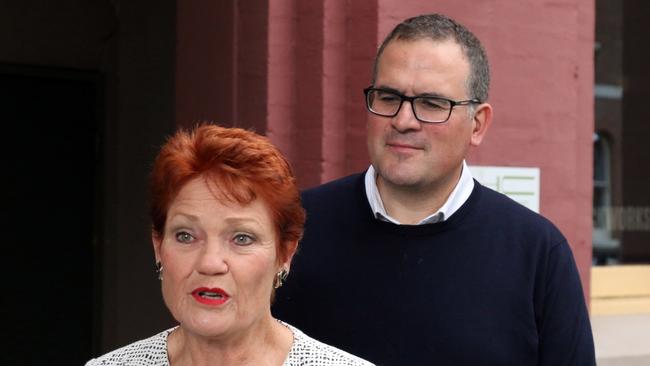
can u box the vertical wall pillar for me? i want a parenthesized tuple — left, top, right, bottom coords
(265, 0, 377, 187)
(176, 0, 267, 132)
(622, 0, 650, 262)
(176, 0, 236, 126)
(318, 0, 346, 183)
(266, 0, 297, 159)
(343, 0, 379, 174)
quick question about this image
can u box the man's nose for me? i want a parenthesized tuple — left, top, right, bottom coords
(391, 101, 421, 132)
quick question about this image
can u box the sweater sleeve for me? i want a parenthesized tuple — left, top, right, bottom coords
(537, 240, 596, 366)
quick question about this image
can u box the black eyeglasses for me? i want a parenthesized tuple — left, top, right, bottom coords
(363, 87, 481, 123)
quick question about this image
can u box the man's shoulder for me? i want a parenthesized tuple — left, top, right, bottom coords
(475, 182, 542, 219)
(474, 182, 564, 240)
(302, 172, 365, 206)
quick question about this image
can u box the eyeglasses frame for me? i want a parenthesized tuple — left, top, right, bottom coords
(363, 86, 482, 123)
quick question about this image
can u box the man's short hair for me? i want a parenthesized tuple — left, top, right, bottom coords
(372, 14, 490, 103)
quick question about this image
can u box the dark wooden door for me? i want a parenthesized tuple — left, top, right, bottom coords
(0, 65, 100, 365)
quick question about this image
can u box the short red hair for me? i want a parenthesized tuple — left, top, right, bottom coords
(149, 124, 305, 263)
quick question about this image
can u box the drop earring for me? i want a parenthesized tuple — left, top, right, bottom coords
(155, 261, 163, 281)
(274, 268, 289, 289)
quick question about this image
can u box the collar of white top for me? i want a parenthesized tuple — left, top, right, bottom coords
(364, 160, 475, 225)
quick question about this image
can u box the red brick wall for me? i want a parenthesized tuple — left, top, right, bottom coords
(366, 0, 594, 301)
(176, 0, 595, 301)
(376, 0, 595, 300)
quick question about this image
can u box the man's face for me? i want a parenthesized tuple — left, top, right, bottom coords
(367, 38, 481, 192)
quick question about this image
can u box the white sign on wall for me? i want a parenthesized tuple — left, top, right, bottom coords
(468, 165, 540, 213)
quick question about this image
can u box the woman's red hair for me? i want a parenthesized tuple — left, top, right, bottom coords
(149, 124, 305, 263)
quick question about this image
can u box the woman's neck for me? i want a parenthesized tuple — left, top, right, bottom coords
(167, 316, 293, 366)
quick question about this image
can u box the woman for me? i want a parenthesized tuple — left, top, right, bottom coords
(87, 125, 373, 366)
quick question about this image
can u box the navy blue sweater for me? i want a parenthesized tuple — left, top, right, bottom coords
(273, 173, 595, 365)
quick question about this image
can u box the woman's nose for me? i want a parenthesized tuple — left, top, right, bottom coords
(195, 241, 229, 275)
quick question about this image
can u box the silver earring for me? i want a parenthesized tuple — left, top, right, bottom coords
(156, 261, 163, 281)
(274, 268, 289, 289)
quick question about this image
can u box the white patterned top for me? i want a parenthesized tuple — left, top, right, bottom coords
(86, 322, 374, 366)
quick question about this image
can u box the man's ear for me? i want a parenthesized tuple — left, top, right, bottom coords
(470, 102, 493, 147)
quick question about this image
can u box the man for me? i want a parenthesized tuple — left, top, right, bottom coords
(273, 14, 595, 365)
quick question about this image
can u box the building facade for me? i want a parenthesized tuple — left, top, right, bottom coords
(11, 0, 646, 363)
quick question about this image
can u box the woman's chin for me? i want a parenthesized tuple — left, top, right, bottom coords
(181, 314, 237, 339)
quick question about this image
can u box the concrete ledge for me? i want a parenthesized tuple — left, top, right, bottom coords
(592, 265, 650, 315)
(597, 355, 650, 366)
(592, 313, 650, 363)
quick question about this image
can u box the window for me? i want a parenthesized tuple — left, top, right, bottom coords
(592, 132, 619, 264)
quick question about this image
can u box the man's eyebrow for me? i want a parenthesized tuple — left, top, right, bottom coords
(374, 85, 448, 99)
(417, 91, 448, 99)
(374, 85, 401, 94)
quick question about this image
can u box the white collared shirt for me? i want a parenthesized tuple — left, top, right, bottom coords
(364, 161, 475, 225)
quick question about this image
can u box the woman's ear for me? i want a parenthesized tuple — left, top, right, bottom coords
(152, 230, 163, 264)
(282, 240, 299, 270)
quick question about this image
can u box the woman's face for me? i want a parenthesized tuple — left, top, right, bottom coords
(153, 177, 286, 339)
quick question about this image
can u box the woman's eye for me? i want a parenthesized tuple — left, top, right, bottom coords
(233, 233, 255, 246)
(175, 231, 195, 243)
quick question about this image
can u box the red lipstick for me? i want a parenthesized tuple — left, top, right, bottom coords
(191, 287, 230, 306)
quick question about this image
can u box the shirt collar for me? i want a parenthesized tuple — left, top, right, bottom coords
(364, 161, 474, 225)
